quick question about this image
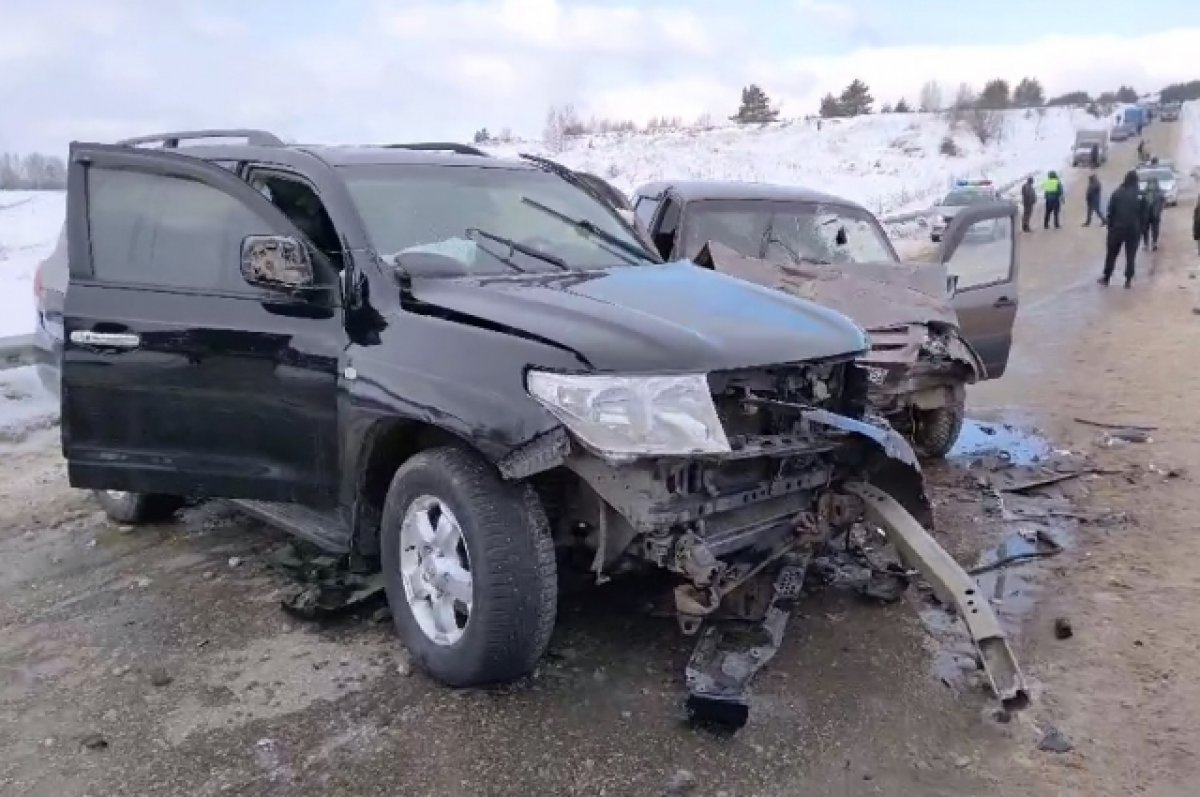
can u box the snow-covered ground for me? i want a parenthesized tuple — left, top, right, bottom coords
(0, 190, 64, 337)
(0, 191, 63, 442)
(488, 108, 1093, 219)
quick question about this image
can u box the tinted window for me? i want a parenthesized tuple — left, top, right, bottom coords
(680, 199, 897, 265)
(87, 168, 269, 289)
(340, 164, 657, 277)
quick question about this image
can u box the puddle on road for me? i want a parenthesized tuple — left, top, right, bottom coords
(948, 418, 1053, 467)
(924, 418, 1078, 693)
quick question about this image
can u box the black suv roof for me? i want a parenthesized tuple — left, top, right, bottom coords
(114, 128, 534, 170)
(639, 179, 865, 210)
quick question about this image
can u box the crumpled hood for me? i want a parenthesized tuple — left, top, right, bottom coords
(694, 240, 958, 332)
(405, 261, 868, 373)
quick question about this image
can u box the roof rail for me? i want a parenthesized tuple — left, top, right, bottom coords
(117, 129, 285, 148)
(385, 142, 490, 157)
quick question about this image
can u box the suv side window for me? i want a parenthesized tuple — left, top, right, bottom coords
(87, 168, 267, 291)
(651, 196, 681, 259)
(246, 170, 344, 271)
(634, 194, 661, 229)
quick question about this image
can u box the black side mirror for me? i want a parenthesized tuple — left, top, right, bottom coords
(240, 235, 315, 290)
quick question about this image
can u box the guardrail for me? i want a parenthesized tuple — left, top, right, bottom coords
(879, 170, 1037, 225)
(0, 334, 36, 371)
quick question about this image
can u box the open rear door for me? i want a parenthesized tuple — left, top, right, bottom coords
(938, 203, 1019, 379)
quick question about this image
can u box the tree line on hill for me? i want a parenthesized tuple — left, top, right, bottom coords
(0, 153, 67, 190)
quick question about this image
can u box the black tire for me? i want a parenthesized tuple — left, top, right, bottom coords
(380, 446, 557, 687)
(93, 490, 185, 524)
(911, 397, 966, 459)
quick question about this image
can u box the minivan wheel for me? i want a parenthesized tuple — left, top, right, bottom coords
(93, 490, 185, 524)
(380, 446, 557, 687)
(911, 397, 966, 459)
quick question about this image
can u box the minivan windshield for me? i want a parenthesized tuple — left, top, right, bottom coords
(679, 199, 898, 266)
(340, 164, 657, 276)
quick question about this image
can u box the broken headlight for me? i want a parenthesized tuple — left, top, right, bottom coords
(526, 371, 731, 459)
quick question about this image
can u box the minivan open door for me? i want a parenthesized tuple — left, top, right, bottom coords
(938, 203, 1019, 379)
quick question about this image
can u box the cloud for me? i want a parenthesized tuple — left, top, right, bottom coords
(1, 0, 1198, 154)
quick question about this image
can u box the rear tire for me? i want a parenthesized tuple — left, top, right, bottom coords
(380, 446, 557, 687)
(93, 490, 185, 524)
(911, 397, 966, 459)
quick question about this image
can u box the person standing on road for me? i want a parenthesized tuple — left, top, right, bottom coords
(1083, 175, 1104, 227)
(1137, 139, 1147, 162)
(1021, 177, 1036, 232)
(1100, 170, 1144, 288)
(1194, 193, 1200, 256)
(1142, 178, 1166, 251)
(1090, 143, 1100, 168)
(1042, 171, 1064, 229)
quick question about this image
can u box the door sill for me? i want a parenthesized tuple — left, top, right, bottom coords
(229, 499, 350, 553)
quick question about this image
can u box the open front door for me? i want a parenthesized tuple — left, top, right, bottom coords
(938, 203, 1019, 379)
(63, 142, 344, 504)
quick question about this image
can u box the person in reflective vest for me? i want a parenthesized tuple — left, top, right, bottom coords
(1042, 172, 1064, 229)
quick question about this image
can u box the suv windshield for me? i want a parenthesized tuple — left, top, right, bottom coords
(942, 190, 995, 206)
(340, 164, 656, 276)
(1136, 168, 1174, 182)
(680, 199, 897, 266)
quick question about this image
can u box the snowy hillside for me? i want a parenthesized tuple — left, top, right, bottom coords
(0, 191, 64, 338)
(487, 108, 1094, 218)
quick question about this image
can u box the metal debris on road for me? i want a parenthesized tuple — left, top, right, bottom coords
(968, 529, 1064, 577)
(1074, 417, 1157, 432)
(1037, 726, 1074, 753)
(1054, 617, 1074, 640)
(270, 542, 387, 621)
(80, 733, 109, 750)
(1103, 428, 1153, 445)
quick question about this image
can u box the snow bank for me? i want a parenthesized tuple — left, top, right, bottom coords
(487, 108, 1091, 219)
(0, 191, 65, 337)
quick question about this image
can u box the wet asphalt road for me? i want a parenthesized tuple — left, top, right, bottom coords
(0, 124, 1177, 797)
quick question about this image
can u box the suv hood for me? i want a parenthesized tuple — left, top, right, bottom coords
(405, 261, 867, 373)
(694, 240, 958, 331)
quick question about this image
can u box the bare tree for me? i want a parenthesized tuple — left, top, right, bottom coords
(918, 80, 943, 112)
(543, 104, 582, 153)
(966, 107, 1004, 144)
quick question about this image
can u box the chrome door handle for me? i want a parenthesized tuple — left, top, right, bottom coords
(70, 330, 141, 349)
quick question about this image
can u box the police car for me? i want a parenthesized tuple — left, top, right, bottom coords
(931, 179, 999, 242)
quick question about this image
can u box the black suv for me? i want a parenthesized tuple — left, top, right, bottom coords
(55, 129, 939, 691)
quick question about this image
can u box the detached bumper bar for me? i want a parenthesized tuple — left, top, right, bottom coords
(844, 481, 1029, 705)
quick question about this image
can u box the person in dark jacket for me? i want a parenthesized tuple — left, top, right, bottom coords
(1137, 139, 1147, 162)
(1142, 178, 1166, 251)
(1042, 171, 1064, 229)
(1020, 177, 1036, 232)
(1101, 170, 1144, 288)
(1194, 194, 1200, 256)
(1083, 175, 1104, 227)
(1090, 143, 1100, 168)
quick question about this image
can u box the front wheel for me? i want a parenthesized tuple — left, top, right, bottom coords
(911, 396, 966, 459)
(380, 446, 557, 687)
(93, 490, 185, 524)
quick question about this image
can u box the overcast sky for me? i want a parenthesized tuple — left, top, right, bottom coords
(3, 0, 1200, 153)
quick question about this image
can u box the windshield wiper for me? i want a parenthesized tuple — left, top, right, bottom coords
(465, 227, 569, 272)
(520, 196, 655, 266)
